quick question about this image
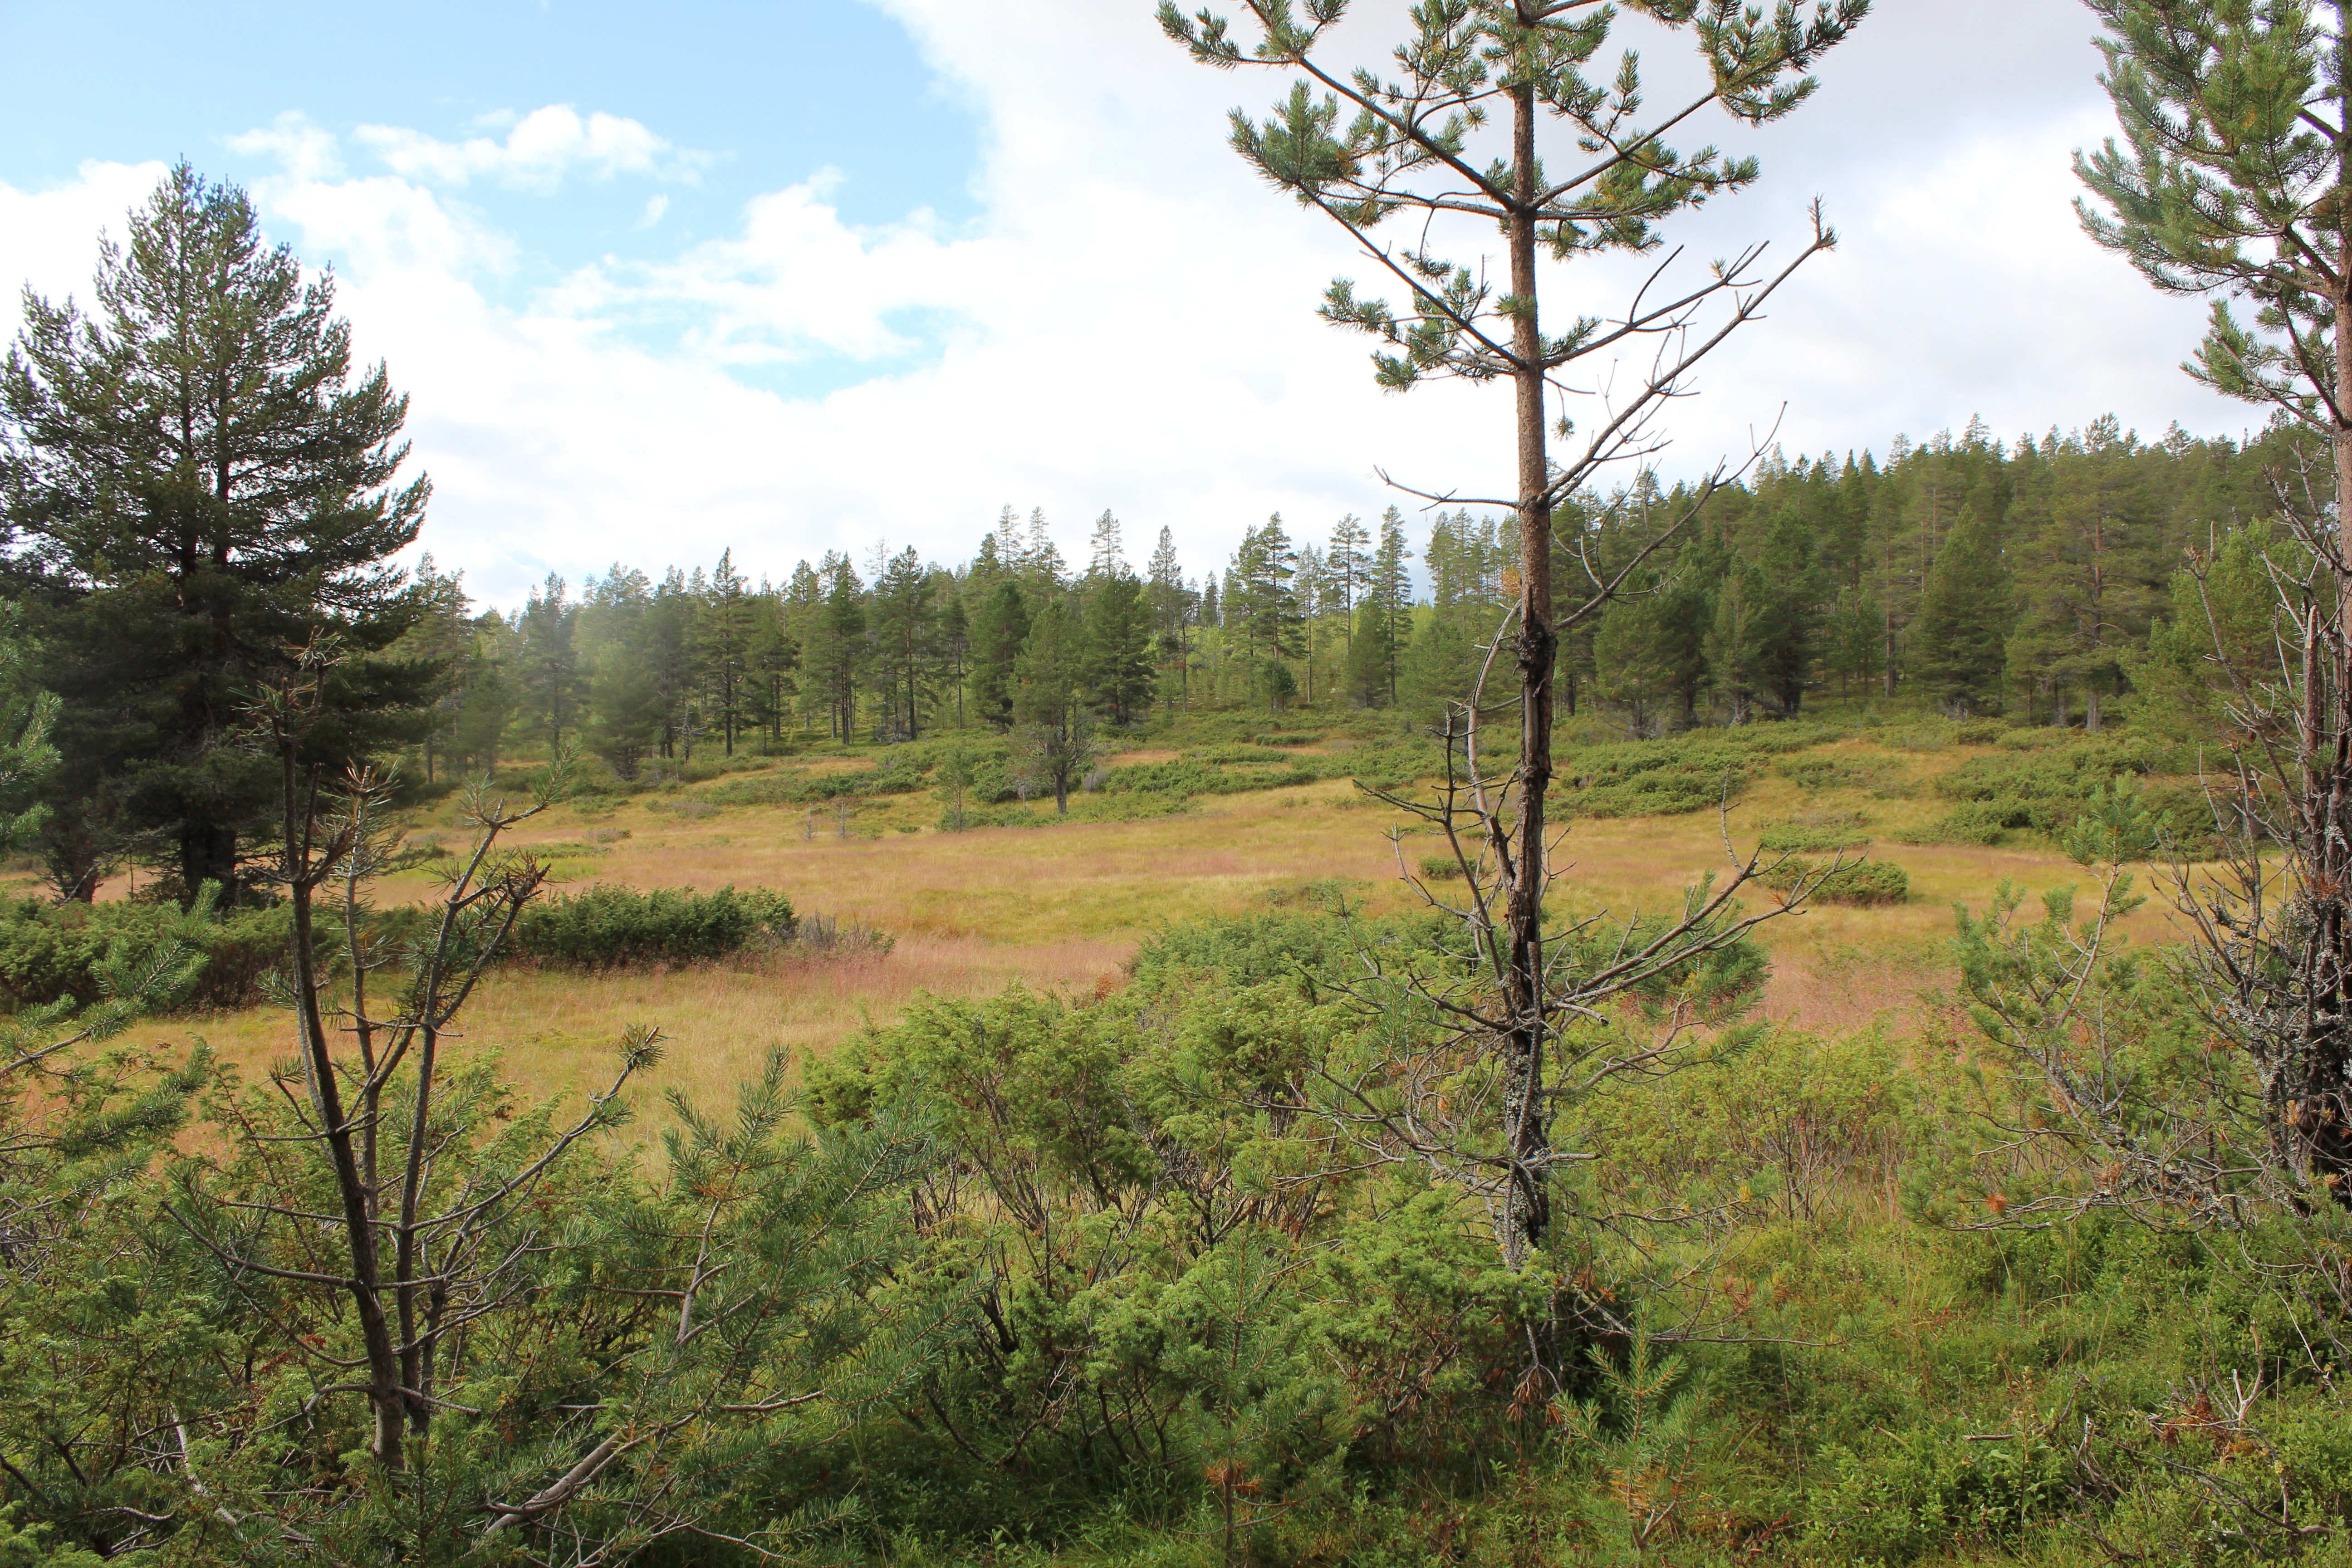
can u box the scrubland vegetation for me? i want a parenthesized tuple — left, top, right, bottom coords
(16, 0, 2352, 1563)
(1, 701, 2321, 1567)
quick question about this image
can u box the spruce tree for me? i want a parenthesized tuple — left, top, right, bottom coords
(1703, 554, 1768, 725)
(515, 574, 588, 753)
(1910, 506, 2009, 716)
(1753, 510, 1827, 714)
(1, 165, 434, 902)
(970, 578, 1030, 730)
(1082, 573, 1155, 725)
(1010, 598, 1090, 814)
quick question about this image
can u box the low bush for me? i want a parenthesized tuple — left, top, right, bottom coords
(1759, 856, 1909, 905)
(1915, 740, 2212, 848)
(511, 885, 798, 969)
(1896, 799, 2029, 846)
(1559, 724, 1844, 819)
(1756, 821, 1872, 853)
(0, 896, 303, 1013)
(704, 754, 931, 808)
(1778, 755, 1887, 792)
(1417, 853, 1466, 880)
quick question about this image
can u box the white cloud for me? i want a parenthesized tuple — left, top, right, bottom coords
(353, 106, 707, 194)
(0, 159, 172, 313)
(0, 0, 2267, 607)
(225, 112, 343, 181)
(634, 193, 668, 230)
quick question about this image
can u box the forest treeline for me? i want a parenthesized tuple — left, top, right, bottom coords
(420, 413, 2293, 783)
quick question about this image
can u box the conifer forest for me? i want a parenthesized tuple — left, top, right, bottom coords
(16, 3, 2352, 1566)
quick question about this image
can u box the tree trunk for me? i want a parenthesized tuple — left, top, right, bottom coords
(2301, 201, 2352, 1205)
(178, 818, 239, 907)
(1499, 70, 1555, 1271)
(282, 758, 406, 1468)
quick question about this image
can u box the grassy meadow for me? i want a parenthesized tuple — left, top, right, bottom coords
(57, 707, 2184, 1129)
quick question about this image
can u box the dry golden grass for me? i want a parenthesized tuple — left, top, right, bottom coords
(178, 933, 1130, 1131)
(90, 730, 2182, 1118)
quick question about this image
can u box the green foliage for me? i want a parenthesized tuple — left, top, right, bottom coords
(513, 883, 799, 968)
(1562, 726, 1836, 818)
(1805, 1428, 2074, 1563)
(3, 165, 436, 903)
(1754, 820, 1872, 853)
(1900, 742, 2210, 849)
(0, 893, 300, 1012)
(1759, 856, 1910, 905)
(704, 751, 931, 806)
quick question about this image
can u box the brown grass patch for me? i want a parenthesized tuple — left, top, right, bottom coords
(61, 732, 2203, 1118)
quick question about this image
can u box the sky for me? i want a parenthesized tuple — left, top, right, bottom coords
(0, 0, 2253, 605)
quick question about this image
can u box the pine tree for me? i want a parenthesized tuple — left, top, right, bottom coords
(871, 546, 937, 741)
(1087, 510, 1127, 579)
(647, 567, 702, 758)
(818, 554, 867, 740)
(1147, 525, 1194, 713)
(397, 555, 473, 785)
(1024, 508, 1067, 589)
(450, 619, 516, 779)
(936, 590, 972, 730)
(779, 561, 824, 737)
(1230, 516, 1304, 709)
(993, 505, 1024, 576)
(2076, 0, 2352, 1199)
(580, 565, 659, 778)
(744, 593, 799, 745)
(697, 549, 755, 754)
(1162, 0, 1863, 1274)
(1326, 514, 1369, 655)
(1, 165, 435, 903)
(1368, 508, 1413, 707)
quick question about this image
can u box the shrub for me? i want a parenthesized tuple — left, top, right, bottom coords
(704, 755, 931, 807)
(1806, 1429, 2073, 1563)
(1417, 853, 1466, 880)
(1759, 857, 1909, 905)
(0, 897, 304, 1012)
(512, 885, 798, 969)
(1777, 755, 1886, 792)
(1756, 822, 1872, 853)
(1895, 800, 2029, 846)
(1916, 741, 2212, 848)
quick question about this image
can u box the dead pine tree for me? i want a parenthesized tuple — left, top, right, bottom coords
(1157, 0, 1870, 1284)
